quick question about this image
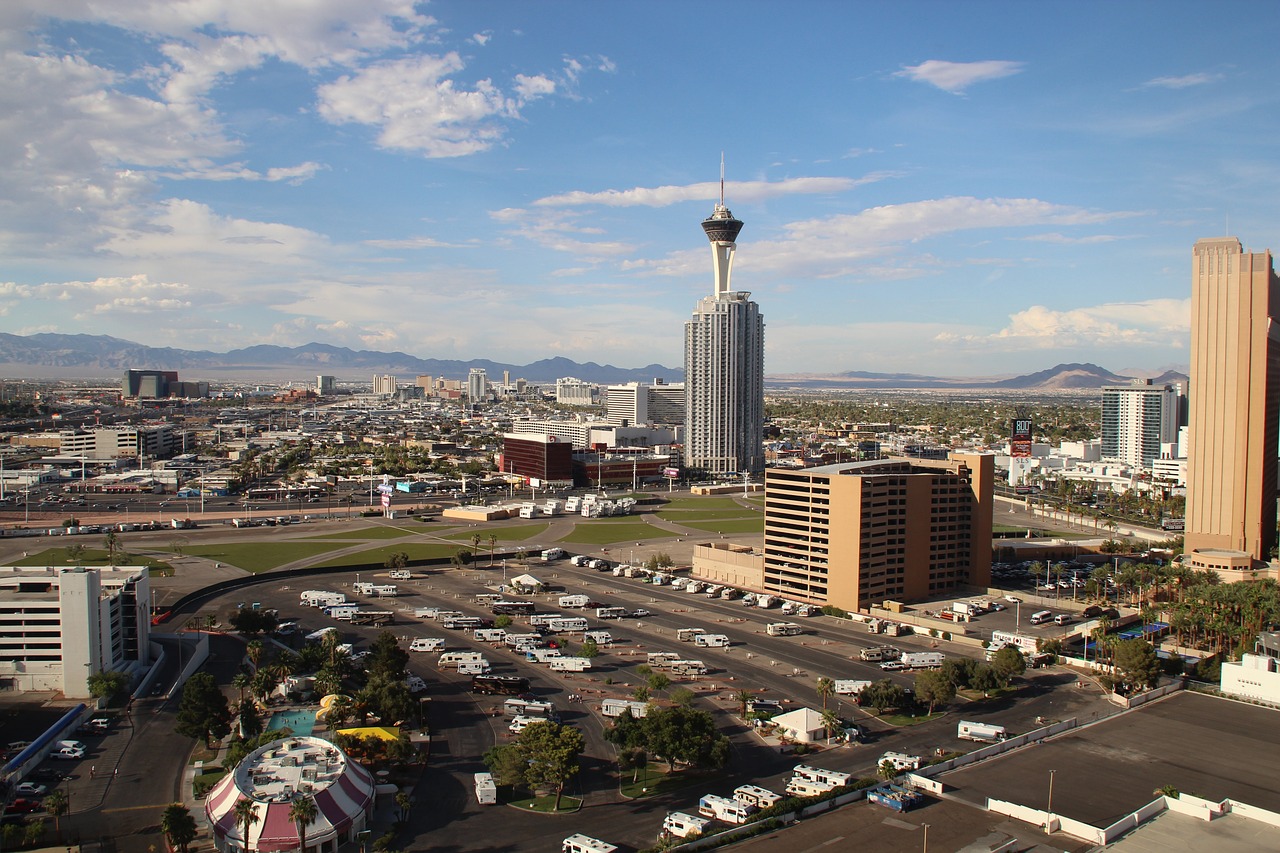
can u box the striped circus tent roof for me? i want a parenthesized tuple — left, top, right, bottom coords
(205, 736, 375, 852)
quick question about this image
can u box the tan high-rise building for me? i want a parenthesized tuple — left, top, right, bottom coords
(1184, 238, 1280, 579)
(761, 453, 993, 611)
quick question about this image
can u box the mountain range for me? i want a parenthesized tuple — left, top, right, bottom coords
(0, 333, 1187, 390)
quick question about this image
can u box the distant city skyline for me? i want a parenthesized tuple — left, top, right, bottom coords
(2, 2, 1278, 374)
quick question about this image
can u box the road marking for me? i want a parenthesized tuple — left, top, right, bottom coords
(101, 804, 170, 814)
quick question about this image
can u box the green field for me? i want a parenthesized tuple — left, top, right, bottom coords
(656, 507, 759, 521)
(679, 518, 765, 535)
(311, 541, 466, 568)
(440, 523, 550, 542)
(11, 547, 173, 571)
(557, 519, 666, 545)
(174, 541, 347, 573)
(658, 496, 747, 511)
(309, 526, 420, 540)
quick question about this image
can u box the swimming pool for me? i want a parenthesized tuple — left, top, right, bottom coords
(267, 709, 317, 737)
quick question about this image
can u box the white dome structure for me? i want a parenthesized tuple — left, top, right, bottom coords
(205, 736, 375, 853)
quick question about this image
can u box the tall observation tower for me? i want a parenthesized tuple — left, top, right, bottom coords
(684, 160, 765, 476)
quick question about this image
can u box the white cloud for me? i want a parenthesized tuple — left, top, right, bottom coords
(895, 59, 1024, 94)
(34, 273, 201, 319)
(472, 32, 492, 47)
(1020, 232, 1127, 245)
(98, 199, 330, 264)
(534, 175, 881, 208)
(1141, 72, 1222, 89)
(363, 236, 475, 249)
(937, 297, 1190, 350)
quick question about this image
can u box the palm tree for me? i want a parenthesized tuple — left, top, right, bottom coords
(246, 639, 264, 671)
(487, 534, 498, 567)
(44, 789, 69, 842)
(233, 797, 260, 853)
(288, 795, 318, 853)
(103, 530, 120, 565)
(815, 677, 835, 711)
(233, 672, 251, 703)
(820, 707, 842, 742)
(161, 802, 198, 853)
(731, 689, 755, 719)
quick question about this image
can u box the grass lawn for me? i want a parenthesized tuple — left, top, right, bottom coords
(508, 793, 582, 812)
(679, 518, 765, 535)
(311, 541, 465, 568)
(441, 523, 550, 542)
(192, 767, 228, 799)
(557, 519, 665, 545)
(12, 547, 173, 571)
(658, 496, 747, 511)
(308, 526, 419, 540)
(656, 507, 758, 521)
(174, 541, 346, 573)
(957, 685, 1019, 702)
(619, 766, 726, 799)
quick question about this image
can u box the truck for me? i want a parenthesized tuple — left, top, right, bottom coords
(547, 617, 589, 633)
(766, 622, 802, 637)
(878, 752, 921, 772)
(414, 606, 439, 619)
(957, 721, 1008, 743)
(600, 698, 650, 718)
(542, 548, 566, 562)
(595, 606, 627, 619)
(694, 633, 730, 648)
(989, 630, 1039, 655)
(952, 601, 978, 616)
(504, 697, 555, 717)
(558, 594, 590, 609)
(526, 648, 564, 663)
(350, 610, 394, 626)
(569, 555, 591, 567)
(834, 679, 872, 696)
(732, 785, 782, 810)
(474, 772, 497, 805)
(549, 657, 593, 672)
(901, 651, 944, 669)
(697, 793, 756, 825)
(676, 627, 706, 642)
(868, 783, 925, 812)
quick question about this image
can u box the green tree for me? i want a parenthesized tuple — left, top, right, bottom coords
(103, 530, 121, 565)
(603, 709, 647, 751)
(365, 631, 410, 681)
(646, 672, 671, 693)
(913, 669, 956, 714)
(288, 795, 318, 853)
(731, 689, 755, 718)
(632, 684, 650, 702)
(617, 746, 648, 784)
(516, 720, 585, 810)
(483, 742, 528, 788)
(87, 669, 129, 703)
(989, 646, 1028, 686)
(395, 791, 412, 822)
(878, 759, 899, 781)
(175, 672, 232, 747)
(579, 638, 599, 659)
(495, 615, 513, 629)
(820, 707, 842, 741)
(1114, 638, 1161, 692)
(641, 705, 730, 772)
(668, 687, 695, 706)
(939, 657, 977, 689)
(383, 551, 409, 570)
(233, 797, 260, 853)
(860, 679, 907, 715)
(231, 608, 279, 636)
(160, 802, 198, 853)
(815, 677, 835, 711)
(238, 698, 263, 739)
(44, 789, 70, 843)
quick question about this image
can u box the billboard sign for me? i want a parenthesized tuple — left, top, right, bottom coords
(1010, 418, 1033, 458)
(380, 494, 391, 508)
(663, 467, 680, 478)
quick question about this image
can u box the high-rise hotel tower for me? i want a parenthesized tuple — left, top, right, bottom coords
(683, 169, 764, 476)
(1184, 237, 1280, 579)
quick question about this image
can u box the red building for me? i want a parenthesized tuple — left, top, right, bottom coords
(501, 434, 574, 485)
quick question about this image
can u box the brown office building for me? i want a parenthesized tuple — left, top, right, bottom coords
(1184, 238, 1280, 580)
(762, 453, 993, 611)
(500, 433, 573, 486)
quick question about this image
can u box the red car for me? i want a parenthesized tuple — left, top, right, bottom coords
(3, 799, 41, 815)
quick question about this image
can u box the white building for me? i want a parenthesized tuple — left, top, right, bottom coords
(0, 566, 151, 698)
(555, 377, 595, 406)
(1101, 380, 1182, 468)
(1220, 632, 1280, 705)
(58, 425, 176, 460)
(606, 383, 648, 427)
(372, 374, 397, 396)
(316, 375, 336, 394)
(511, 419, 674, 450)
(684, 180, 764, 476)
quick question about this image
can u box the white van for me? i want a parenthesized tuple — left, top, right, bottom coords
(388, 570, 412, 580)
(694, 633, 730, 648)
(1054, 613, 1074, 626)
(1029, 610, 1053, 625)
(661, 812, 710, 839)
(409, 637, 445, 652)
(474, 628, 507, 642)
(697, 793, 756, 824)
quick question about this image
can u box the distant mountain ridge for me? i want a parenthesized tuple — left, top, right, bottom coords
(0, 333, 1187, 389)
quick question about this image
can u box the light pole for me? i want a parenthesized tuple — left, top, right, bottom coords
(922, 823, 929, 853)
(1016, 601, 1021, 630)
(1046, 769, 1056, 832)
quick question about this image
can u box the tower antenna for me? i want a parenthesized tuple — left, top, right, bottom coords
(719, 152, 725, 207)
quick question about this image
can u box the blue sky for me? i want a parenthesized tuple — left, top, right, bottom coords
(2, 1, 1279, 377)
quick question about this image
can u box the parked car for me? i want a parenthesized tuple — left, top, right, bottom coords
(879, 661, 907, 671)
(14, 783, 46, 797)
(3, 800, 41, 815)
(52, 747, 84, 760)
(628, 609, 651, 618)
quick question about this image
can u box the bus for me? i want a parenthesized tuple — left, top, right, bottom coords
(471, 674, 531, 696)
(492, 601, 536, 616)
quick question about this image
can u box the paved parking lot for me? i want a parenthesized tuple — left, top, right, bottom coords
(940, 691, 1280, 826)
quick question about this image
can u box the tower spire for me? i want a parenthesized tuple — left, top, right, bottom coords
(720, 152, 725, 207)
(701, 156, 744, 296)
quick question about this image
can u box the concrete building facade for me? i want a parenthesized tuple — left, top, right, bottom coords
(1184, 238, 1280, 579)
(1101, 380, 1182, 469)
(0, 566, 151, 698)
(683, 182, 764, 476)
(761, 453, 993, 612)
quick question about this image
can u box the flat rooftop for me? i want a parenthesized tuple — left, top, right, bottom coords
(235, 736, 349, 803)
(940, 690, 1280, 826)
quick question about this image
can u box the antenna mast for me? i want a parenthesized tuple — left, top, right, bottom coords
(719, 152, 725, 207)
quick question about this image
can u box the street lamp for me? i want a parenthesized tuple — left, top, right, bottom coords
(922, 823, 929, 853)
(1046, 769, 1056, 832)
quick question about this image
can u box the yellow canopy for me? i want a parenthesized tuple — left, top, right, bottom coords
(336, 726, 401, 741)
